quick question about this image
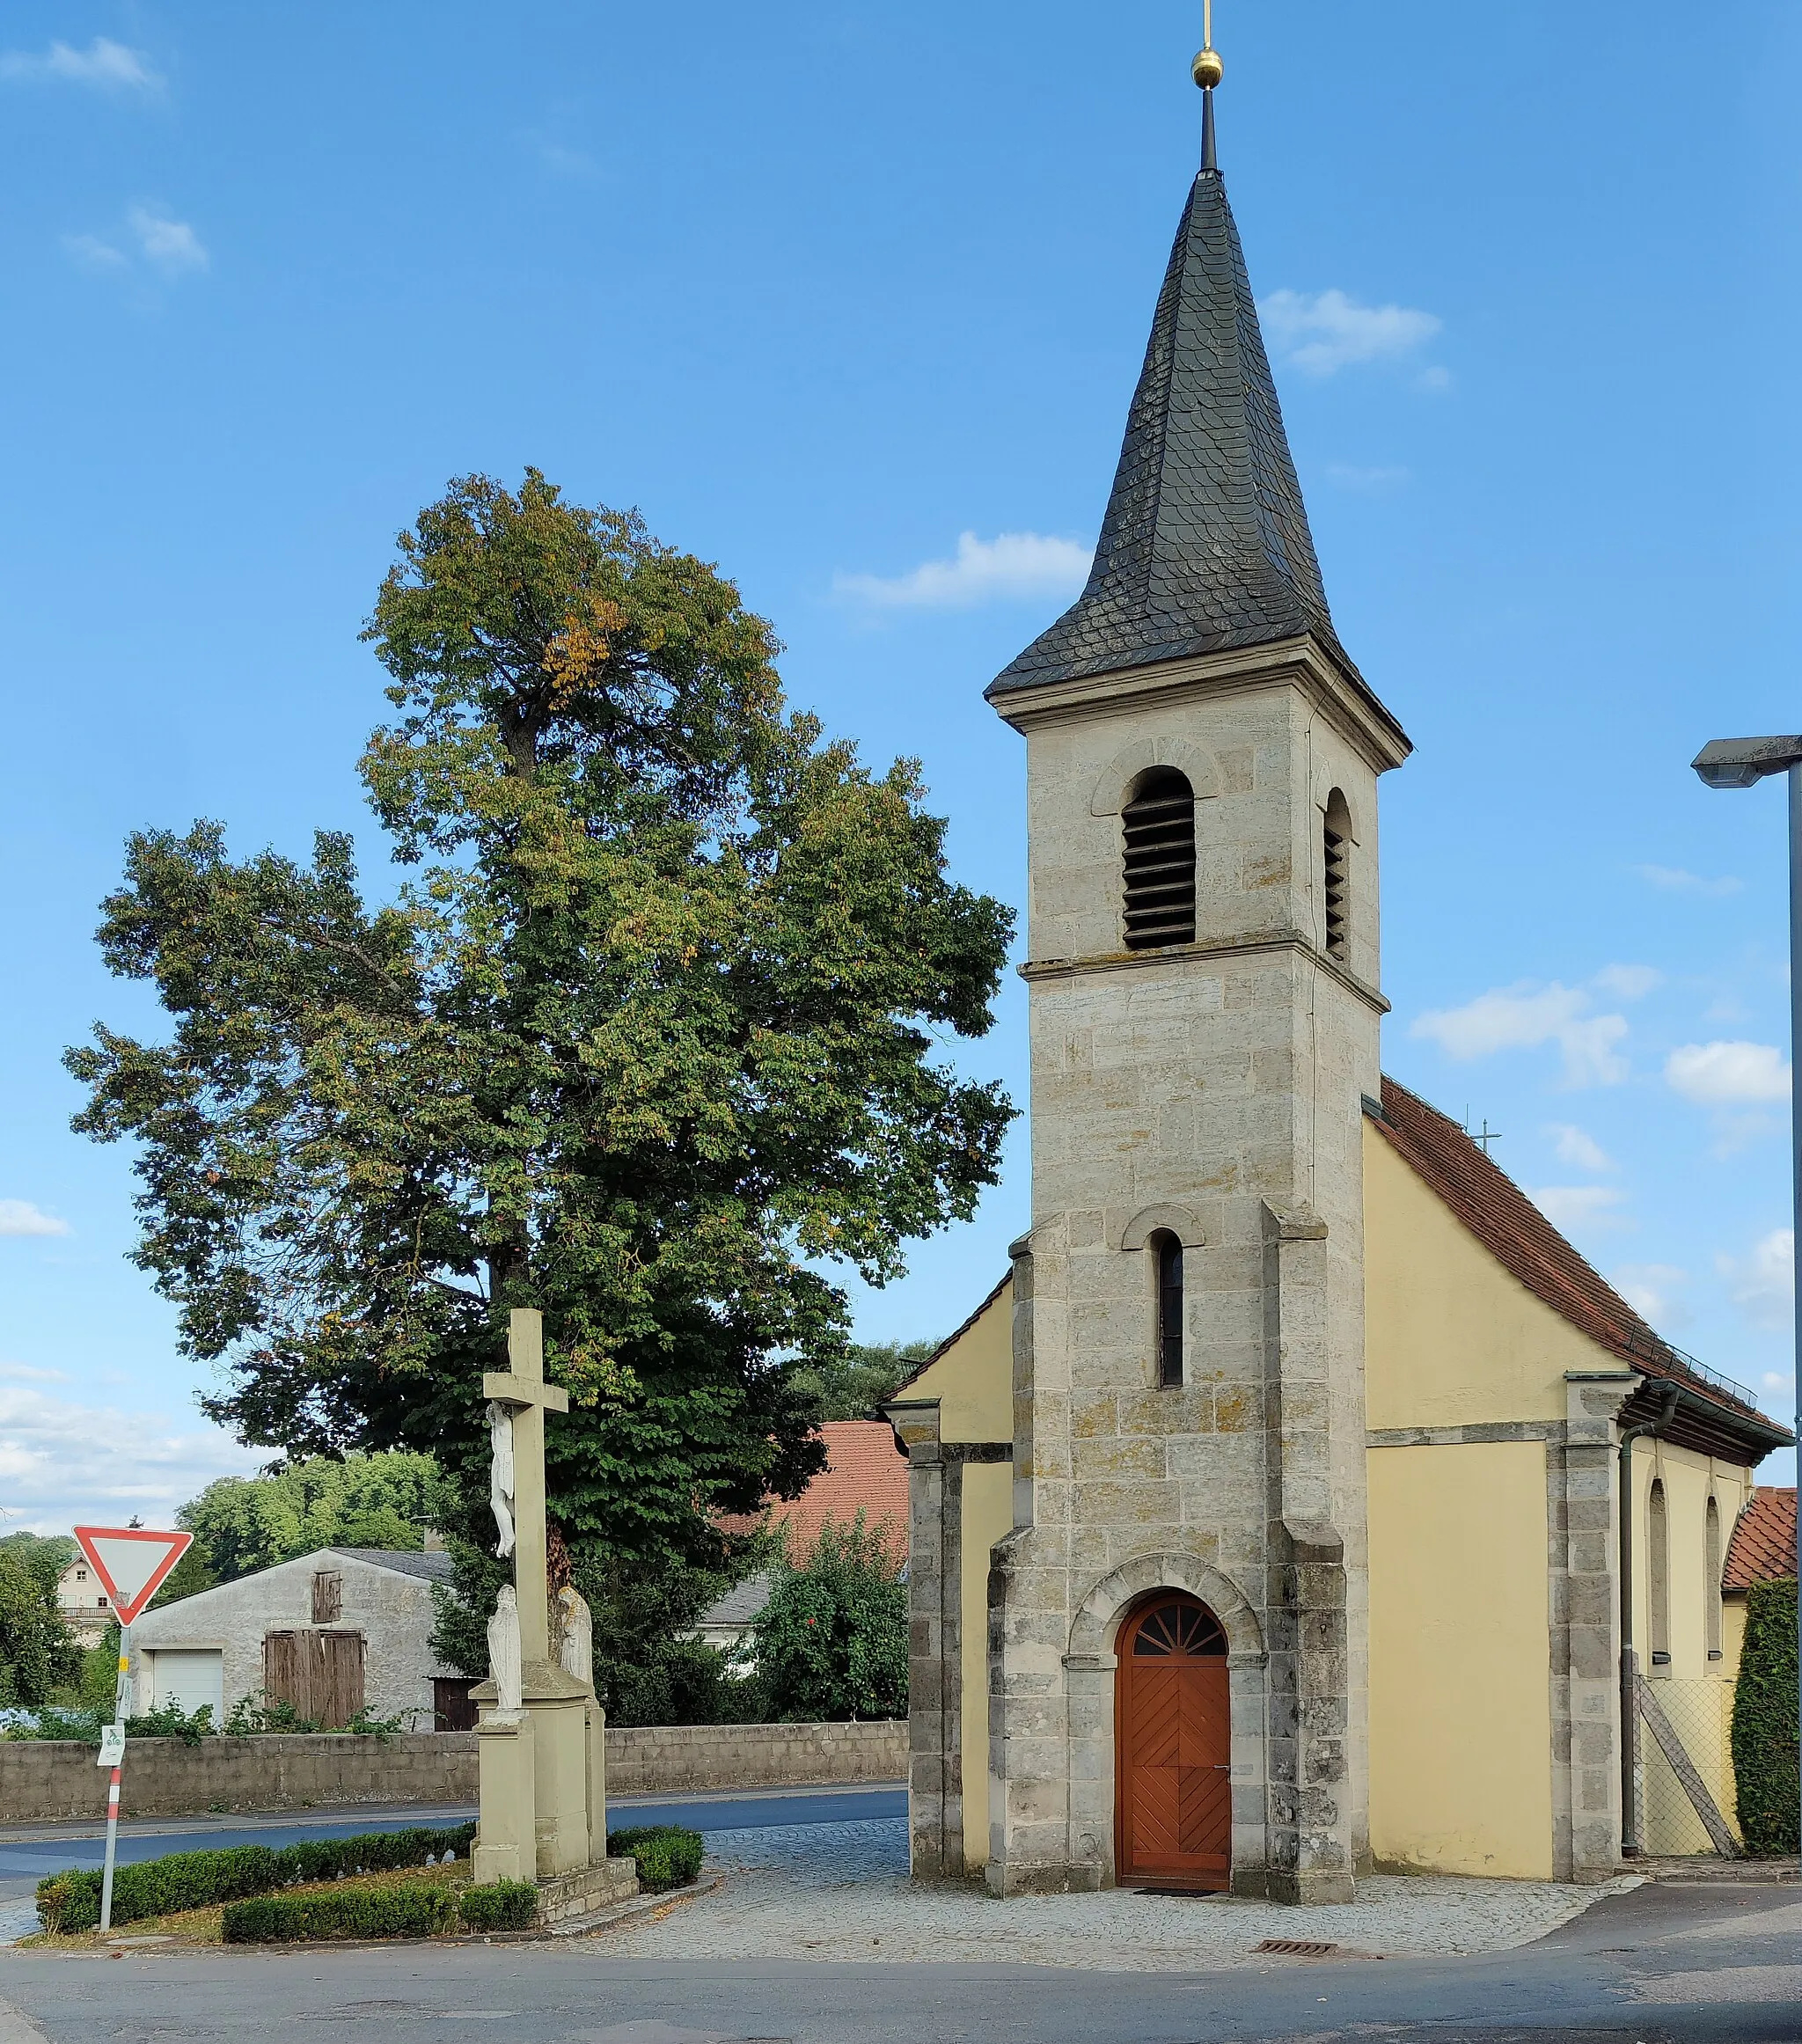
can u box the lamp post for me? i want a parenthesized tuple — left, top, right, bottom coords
(1692, 734, 1802, 1858)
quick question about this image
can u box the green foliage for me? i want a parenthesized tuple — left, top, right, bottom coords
(66, 469, 1015, 1607)
(149, 1540, 218, 1608)
(0, 1534, 76, 1602)
(35, 1822, 476, 1932)
(1732, 1576, 1799, 1856)
(0, 1548, 80, 1708)
(77, 1623, 121, 1714)
(607, 1824, 704, 1891)
(456, 1879, 538, 1932)
(218, 1689, 404, 1737)
(178, 1452, 451, 1581)
(786, 1338, 936, 1421)
(223, 1882, 456, 1943)
(751, 1513, 907, 1723)
(127, 1701, 216, 1745)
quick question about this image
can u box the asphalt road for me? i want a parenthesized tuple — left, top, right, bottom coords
(1, 1876, 1798, 2044)
(0, 1785, 906, 1888)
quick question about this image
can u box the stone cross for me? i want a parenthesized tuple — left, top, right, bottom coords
(482, 1308, 568, 1669)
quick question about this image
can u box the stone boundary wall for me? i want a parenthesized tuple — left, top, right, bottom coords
(604, 1719, 906, 1795)
(0, 1721, 907, 1824)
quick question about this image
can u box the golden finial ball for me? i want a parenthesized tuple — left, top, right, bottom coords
(1191, 46, 1224, 91)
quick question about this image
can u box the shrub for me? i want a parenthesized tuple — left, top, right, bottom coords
(34, 1821, 476, 1933)
(1732, 1576, 1800, 1857)
(223, 1882, 456, 1943)
(607, 1824, 703, 1892)
(750, 1513, 906, 1722)
(458, 1880, 538, 1932)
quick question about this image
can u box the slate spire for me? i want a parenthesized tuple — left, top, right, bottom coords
(990, 116, 1350, 697)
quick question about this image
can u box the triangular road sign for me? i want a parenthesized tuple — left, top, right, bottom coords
(72, 1526, 194, 1626)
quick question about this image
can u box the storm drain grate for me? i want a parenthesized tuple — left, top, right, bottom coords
(1253, 1938, 1343, 1958)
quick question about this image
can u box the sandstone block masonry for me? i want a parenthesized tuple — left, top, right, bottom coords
(0, 1721, 907, 1824)
(984, 637, 1408, 1902)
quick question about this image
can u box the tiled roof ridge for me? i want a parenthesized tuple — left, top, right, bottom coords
(1373, 1075, 1775, 1431)
(990, 169, 1355, 699)
(1722, 1487, 1797, 1593)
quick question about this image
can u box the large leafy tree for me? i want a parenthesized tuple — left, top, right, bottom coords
(68, 470, 1014, 1594)
(178, 1451, 450, 1581)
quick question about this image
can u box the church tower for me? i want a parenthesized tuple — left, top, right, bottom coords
(983, 43, 1410, 1901)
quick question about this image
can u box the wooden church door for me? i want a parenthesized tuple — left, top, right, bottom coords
(1115, 1593, 1231, 1891)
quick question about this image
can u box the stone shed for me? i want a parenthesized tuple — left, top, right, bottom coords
(128, 1547, 463, 1732)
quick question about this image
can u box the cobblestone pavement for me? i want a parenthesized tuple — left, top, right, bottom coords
(590, 1816, 1635, 1971)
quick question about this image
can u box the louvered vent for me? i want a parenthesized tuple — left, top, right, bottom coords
(1323, 821, 1349, 961)
(1122, 769, 1196, 950)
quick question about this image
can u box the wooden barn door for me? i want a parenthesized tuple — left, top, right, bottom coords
(263, 1630, 367, 1728)
(1115, 1593, 1231, 1891)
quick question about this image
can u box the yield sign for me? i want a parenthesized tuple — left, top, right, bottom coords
(72, 1526, 193, 1626)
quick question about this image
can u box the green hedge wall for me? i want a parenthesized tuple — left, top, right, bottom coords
(456, 1880, 538, 1933)
(1732, 1577, 1799, 1857)
(607, 1824, 704, 1892)
(35, 1821, 477, 1933)
(224, 1882, 457, 1944)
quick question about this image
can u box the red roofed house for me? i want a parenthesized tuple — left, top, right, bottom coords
(692, 1420, 909, 1656)
(1723, 1489, 1798, 1640)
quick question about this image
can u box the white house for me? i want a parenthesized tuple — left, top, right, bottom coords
(55, 1557, 115, 1648)
(127, 1548, 465, 1731)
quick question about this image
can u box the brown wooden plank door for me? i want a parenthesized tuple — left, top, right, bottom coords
(1116, 1593, 1231, 1891)
(316, 1631, 366, 1728)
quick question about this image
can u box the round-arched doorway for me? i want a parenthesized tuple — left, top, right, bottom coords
(1114, 1592, 1231, 1891)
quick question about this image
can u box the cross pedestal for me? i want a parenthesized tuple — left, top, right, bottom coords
(472, 1308, 609, 1886)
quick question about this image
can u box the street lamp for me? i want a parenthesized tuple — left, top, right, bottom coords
(1691, 734, 1802, 1859)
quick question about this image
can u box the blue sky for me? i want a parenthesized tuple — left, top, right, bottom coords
(1, 1, 1796, 1532)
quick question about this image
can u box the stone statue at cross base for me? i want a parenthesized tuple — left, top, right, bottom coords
(487, 1584, 524, 1719)
(556, 1585, 593, 1689)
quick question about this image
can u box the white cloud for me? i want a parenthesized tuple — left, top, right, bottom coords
(1633, 863, 1743, 899)
(1411, 981, 1630, 1088)
(62, 232, 127, 273)
(1529, 1185, 1626, 1232)
(0, 1200, 70, 1239)
(0, 1382, 261, 1535)
(1665, 1041, 1791, 1106)
(0, 37, 160, 92)
(129, 204, 207, 275)
(1259, 288, 1442, 377)
(834, 531, 1092, 612)
(1325, 464, 1410, 490)
(1718, 1228, 1793, 1334)
(1546, 1123, 1614, 1172)
(1612, 1263, 1688, 1326)
(0, 1363, 70, 1384)
(1593, 963, 1662, 1001)
(1762, 1370, 1792, 1395)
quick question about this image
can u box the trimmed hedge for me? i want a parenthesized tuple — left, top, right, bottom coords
(35, 1821, 477, 1934)
(224, 1882, 456, 1944)
(1732, 1576, 1800, 1857)
(457, 1880, 538, 1933)
(607, 1824, 703, 1892)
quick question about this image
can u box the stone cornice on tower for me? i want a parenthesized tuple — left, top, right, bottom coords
(987, 632, 1410, 778)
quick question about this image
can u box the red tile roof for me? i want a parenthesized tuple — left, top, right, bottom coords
(1724, 1488, 1798, 1593)
(1373, 1077, 1783, 1438)
(763, 1420, 908, 1563)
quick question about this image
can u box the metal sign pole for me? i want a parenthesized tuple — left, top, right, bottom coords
(98, 1621, 129, 1936)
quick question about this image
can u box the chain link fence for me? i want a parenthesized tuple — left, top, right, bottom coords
(1640, 1675, 1740, 1857)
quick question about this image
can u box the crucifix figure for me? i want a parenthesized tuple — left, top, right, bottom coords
(482, 1308, 569, 1674)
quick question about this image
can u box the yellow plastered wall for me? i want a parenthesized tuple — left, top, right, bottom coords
(1365, 1123, 1594, 1429)
(1367, 1440, 1554, 1878)
(899, 1278, 1015, 1871)
(961, 1460, 1014, 1845)
(1632, 1441, 1753, 1852)
(903, 1281, 1014, 1447)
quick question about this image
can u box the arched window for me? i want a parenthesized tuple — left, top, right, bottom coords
(1322, 789, 1351, 963)
(1705, 1496, 1724, 1661)
(1122, 769, 1196, 949)
(1152, 1231, 1184, 1388)
(1648, 1477, 1670, 1667)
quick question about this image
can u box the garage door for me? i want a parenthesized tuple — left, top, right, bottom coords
(148, 1650, 223, 1720)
